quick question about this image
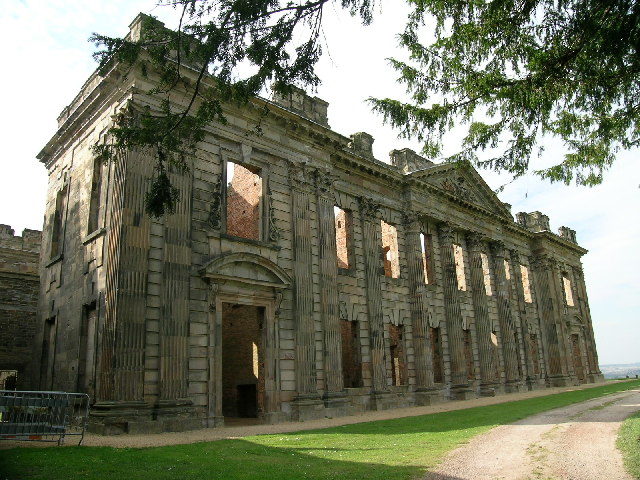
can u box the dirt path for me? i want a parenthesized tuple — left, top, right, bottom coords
(425, 388, 640, 480)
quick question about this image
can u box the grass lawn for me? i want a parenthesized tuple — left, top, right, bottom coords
(2, 380, 639, 480)
(618, 408, 640, 479)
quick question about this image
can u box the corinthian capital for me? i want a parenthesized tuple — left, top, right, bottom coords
(490, 240, 507, 259)
(315, 169, 336, 198)
(289, 162, 315, 191)
(465, 231, 486, 251)
(437, 222, 455, 244)
(359, 196, 380, 219)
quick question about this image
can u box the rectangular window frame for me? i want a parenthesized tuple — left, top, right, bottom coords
(381, 220, 401, 279)
(334, 206, 355, 273)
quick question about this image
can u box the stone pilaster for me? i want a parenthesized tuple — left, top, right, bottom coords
(530, 254, 571, 386)
(403, 214, 439, 404)
(573, 266, 602, 380)
(490, 241, 521, 391)
(289, 163, 320, 402)
(359, 197, 387, 393)
(466, 233, 497, 395)
(315, 171, 347, 408)
(437, 224, 472, 398)
(510, 250, 536, 388)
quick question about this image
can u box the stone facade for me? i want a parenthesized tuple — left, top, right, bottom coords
(30, 14, 602, 433)
(0, 224, 41, 388)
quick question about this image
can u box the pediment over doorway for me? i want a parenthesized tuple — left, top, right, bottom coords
(200, 252, 292, 289)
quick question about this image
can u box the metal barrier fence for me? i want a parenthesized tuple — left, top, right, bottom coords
(0, 391, 90, 445)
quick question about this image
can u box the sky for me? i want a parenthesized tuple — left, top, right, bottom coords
(0, 1, 637, 365)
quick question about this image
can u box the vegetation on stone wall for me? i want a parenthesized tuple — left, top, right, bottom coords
(91, 1, 640, 215)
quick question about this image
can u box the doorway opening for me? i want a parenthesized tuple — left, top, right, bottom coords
(571, 334, 585, 382)
(221, 303, 265, 422)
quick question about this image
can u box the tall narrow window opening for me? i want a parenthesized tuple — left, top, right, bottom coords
(430, 327, 444, 383)
(87, 158, 104, 233)
(453, 244, 467, 290)
(381, 221, 400, 278)
(334, 206, 353, 270)
(77, 303, 98, 398)
(389, 324, 407, 386)
(480, 252, 493, 295)
(420, 233, 435, 284)
(464, 329, 474, 380)
(40, 317, 57, 390)
(563, 275, 575, 306)
(49, 188, 67, 258)
(340, 320, 362, 388)
(529, 334, 540, 375)
(520, 265, 533, 303)
(226, 161, 262, 240)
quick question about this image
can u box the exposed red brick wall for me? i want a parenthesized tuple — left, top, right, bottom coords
(389, 324, 407, 386)
(221, 303, 264, 417)
(335, 207, 352, 269)
(226, 162, 262, 240)
(340, 319, 362, 387)
(381, 221, 399, 278)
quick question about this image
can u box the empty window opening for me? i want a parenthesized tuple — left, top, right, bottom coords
(529, 334, 541, 375)
(87, 158, 104, 233)
(563, 275, 575, 306)
(381, 221, 400, 278)
(0, 370, 18, 390)
(453, 244, 467, 290)
(491, 331, 500, 380)
(515, 332, 523, 377)
(430, 327, 444, 383)
(389, 324, 407, 386)
(520, 265, 533, 303)
(420, 233, 436, 284)
(340, 320, 362, 388)
(334, 207, 353, 270)
(77, 303, 98, 399)
(480, 252, 493, 295)
(226, 161, 262, 240)
(504, 259, 511, 281)
(49, 188, 67, 258)
(39, 316, 57, 390)
(464, 329, 474, 380)
(222, 304, 265, 419)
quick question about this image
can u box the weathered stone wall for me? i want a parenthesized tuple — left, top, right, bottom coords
(0, 225, 41, 388)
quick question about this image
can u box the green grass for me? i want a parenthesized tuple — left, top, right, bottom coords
(2, 380, 639, 480)
(618, 408, 640, 479)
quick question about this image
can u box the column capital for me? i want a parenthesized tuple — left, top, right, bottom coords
(402, 211, 424, 231)
(530, 253, 556, 271)
(315, 169, 337, 199)
(490, 240, 507, 258)
(465, 231, 487, 251)
(289, 162, 316, 192)
(358, 196, 381, 220)
(437, 222, 455, 243)
(509, 249, 522, 264)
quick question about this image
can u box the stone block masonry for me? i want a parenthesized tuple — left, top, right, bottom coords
(0, 224, 41, 388)
(29, 13, 603, 433)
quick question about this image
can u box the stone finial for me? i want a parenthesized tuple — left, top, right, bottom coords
(389, 148, 435, 173)
(271, 85, 329, 127)
(515, 211, 550, 233)
(127, 13, 165, 42)
(348, 132, 374, 157)
(558, 226, 577, 243)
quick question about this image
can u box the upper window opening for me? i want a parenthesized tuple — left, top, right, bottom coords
(453, 244, 467, 291)
(50, 187, 67, 259)
(87, 158, 104, 234)
(334, 206, 353, 270)
(381, 220, 400, 278)
(226, 161, 262, 240)
(563, 275, 575, 306)
(520, 265, 533, 303)
(504, 259, 511, 280)
(420, 233, 435, 284)
(480, 252, 493, 296)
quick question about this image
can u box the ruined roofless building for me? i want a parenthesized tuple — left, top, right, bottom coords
(31, 14, 603, 434)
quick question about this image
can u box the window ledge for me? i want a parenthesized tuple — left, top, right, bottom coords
(338, 267, 356, 277)
(217, 233, 281, 251)
(45, 254, 63, 268)
(83, 228, 106, 245)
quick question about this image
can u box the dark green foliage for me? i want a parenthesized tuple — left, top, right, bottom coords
(90, 1, 374, 217)
(370, 0, 640, 187)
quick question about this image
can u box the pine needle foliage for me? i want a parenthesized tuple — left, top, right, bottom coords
(369, 0, 640, 188)
(90, 1, 374, 217)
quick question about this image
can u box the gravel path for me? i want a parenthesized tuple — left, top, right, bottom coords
(425, 388, 640, 480)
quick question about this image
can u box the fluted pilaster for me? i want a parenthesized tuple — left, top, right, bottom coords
(490, 241, 520, 386)
(359, 197, 387, 392)
(315, 171, 344, 396)
(466, 233, 497, 393)
(573, 266, 601, 376)
(404, 214, 435, 391)
(290, 163, 318, 397)
(437, 224, 469, 391)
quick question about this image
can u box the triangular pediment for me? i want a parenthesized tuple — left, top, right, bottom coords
(200, 252, 292, 289)
(409, 162, 513, 218)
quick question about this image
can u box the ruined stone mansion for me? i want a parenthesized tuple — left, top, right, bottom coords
(29, 15, 602, 433)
